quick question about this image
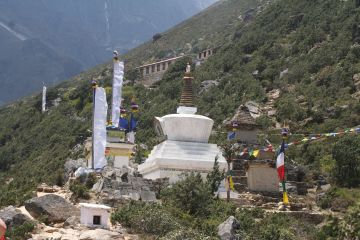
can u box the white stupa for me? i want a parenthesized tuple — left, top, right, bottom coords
(138, 64, 227, 182)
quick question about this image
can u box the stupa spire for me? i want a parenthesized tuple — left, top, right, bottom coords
(177, 63, 197, 114)
(179, 63, 194, 107)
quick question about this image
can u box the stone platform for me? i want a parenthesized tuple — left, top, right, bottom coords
(138, 140, 226, 183)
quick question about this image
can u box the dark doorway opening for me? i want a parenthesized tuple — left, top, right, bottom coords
(93, 215, 101, 225)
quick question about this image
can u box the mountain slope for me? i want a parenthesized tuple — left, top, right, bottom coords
(1, 0, 360, 213)
(123, 0, 267, 66)
(0, 0, 217, 104)
(0, 0, 263, 207)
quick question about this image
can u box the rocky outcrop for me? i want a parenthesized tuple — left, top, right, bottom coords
(25, 194, 79, 223)
(63, 216, 80, 229)
(95, 166, 168, 206)
(218, 216, 240, 240)
(0, 206, 32, 227)
(30, 224, 138, 240)
(64, 158, 87, 181)
(200, 80, 219, 94)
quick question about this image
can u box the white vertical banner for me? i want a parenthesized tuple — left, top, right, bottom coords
(94, 87, 108, 169)
(42, 86, 47, 112)
(111, 60, 124, 127)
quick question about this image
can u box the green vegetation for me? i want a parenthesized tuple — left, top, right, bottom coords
(317, 187, 360, 212)
(332, 135, 360, 187)
(317, 205, 360, 240)
(5, 221, 35, 240)
(69, 180, 90, 200)
(112, 174, 317, 239)
(123, 0, 264, 68)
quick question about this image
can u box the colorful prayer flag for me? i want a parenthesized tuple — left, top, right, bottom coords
(229, 176, 234, 191)
(276, 140, 289, 205)
(227, 131, 236, 140)
(276, 141, 285, 181)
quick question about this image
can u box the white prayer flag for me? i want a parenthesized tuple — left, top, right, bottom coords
(42, 86, 47, 112)
(111, 60, 124, 127)
(94, 87, 108, 169)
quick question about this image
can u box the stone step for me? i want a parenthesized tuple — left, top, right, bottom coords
(233, 176, 247, 185)
(232, 162, 246, 170)
(232, 170, 246, 176)
(234, 183, 247, 192)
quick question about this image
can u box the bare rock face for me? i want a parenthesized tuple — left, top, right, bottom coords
(0, 206, 32, 227)
(79, 229, 125, 240)
(218, 216, 240, 240)
(31, 226, 129, 240)
(25, 194, 79, 223)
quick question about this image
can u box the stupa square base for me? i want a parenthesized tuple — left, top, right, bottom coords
(138, 140, 227, 183)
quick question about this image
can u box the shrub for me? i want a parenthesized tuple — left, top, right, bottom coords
(159, 227, 214, 240)
(5, 221, 35, 240)
(152, 33, 162, 42)
(332, 135, 360, 187)
(85, 173, 97, 189)
(161, 172, 213, 216)
(318, 205, 360, 239)
(206, 156, 225, 193)
(69, 181, 90, 199)
(317, 187, 360, 211)
(111, 202, 179, 236)
(196, 200, 236, 236)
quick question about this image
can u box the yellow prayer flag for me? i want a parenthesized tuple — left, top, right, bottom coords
(283, 192, 289, 205)
(253, 150, 260, 157)
(229, 176, 235, 191)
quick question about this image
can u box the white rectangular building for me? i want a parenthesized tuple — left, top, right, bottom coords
(79, 203, 111, 229)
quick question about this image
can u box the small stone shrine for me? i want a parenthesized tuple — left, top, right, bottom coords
(227, 105, 279, 194)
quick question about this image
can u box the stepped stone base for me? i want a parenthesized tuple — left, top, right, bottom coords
(138, 140, 227, 183)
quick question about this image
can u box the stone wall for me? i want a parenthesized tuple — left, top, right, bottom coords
(235, 129, 259, 144)
(247, 164, 279, 193)
(137, 56, 184, 86)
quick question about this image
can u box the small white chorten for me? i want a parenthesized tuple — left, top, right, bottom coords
(79, 203, 111, 229)
(138, 64, 226, 182)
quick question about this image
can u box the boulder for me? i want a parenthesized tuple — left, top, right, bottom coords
(79, 228, 125, 240)
(140, 190, 156, 202)
(74, 167, 94, 179)
(218, 216, 240, 240)
(64, 158, 86, 180)
(25, 194, 79, 223)
(0, 206, 32, 227)
(92, 179, 104, 193)
(64, 216, 80, 228)
(279, 68, 289, 79)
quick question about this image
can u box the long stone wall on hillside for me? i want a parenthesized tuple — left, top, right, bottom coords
(137, 56, 184, 86)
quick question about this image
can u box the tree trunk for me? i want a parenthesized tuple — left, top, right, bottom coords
(227, 162, 230, 202)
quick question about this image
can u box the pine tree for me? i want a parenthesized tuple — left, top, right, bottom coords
(206, 156, 225, 193)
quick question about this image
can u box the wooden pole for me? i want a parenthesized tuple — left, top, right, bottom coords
(227, 162, 230, 202)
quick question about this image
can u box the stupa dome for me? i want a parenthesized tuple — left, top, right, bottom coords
(155, 114, 213, 143)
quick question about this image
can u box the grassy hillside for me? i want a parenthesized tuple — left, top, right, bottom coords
(123, 0, 267, 67)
